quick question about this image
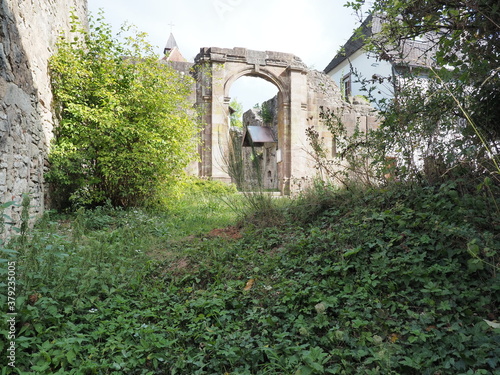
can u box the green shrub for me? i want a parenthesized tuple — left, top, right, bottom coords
(47, 13, 200, 209)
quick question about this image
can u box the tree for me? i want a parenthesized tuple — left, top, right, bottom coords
(229, 98, 243, 128)
(345, 0, 500, 181)
(48, 13, 200, 208)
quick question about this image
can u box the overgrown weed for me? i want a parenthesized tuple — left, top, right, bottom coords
(1, 179, 499, 374)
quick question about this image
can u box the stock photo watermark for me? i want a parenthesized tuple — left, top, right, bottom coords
(6, 260, 17, 367)
(213, 0, 245, 20)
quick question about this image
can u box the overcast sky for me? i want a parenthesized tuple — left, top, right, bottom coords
(87, 0, 361, 110)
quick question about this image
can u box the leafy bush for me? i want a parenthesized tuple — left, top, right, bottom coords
(343, 1, 500, 183)
(47, 13, 200, 209)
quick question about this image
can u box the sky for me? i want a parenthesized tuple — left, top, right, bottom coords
(87, 0, 362, 110)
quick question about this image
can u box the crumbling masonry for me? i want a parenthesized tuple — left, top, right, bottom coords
(0, 0, 87, 236)
(188, 47, 378, 194)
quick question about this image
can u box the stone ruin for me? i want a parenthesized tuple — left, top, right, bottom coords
(227, 96, 280, 191)
(183, 47, 378, 194)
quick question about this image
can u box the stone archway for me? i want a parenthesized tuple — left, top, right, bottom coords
(194, 47, 309, 194)
(192, 46, 378, 195)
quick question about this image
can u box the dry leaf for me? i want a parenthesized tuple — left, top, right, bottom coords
(28, 293, 41, 305)
(484, 319, 500, 329)
(389, 333, 400, 343)
(243, 278, 255, 291)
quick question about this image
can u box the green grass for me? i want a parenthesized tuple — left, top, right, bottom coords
(1, 179, 499, 374)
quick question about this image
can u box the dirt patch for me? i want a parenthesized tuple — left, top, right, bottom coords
(147, 254, 195, 277)
(206, 226, 242, 240)
(173, 257, 189, 270)
(166, 257, 191, 275)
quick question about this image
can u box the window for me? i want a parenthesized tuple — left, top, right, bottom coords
(342, 73, 352, 99)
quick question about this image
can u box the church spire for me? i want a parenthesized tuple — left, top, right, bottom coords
(163, 33, 178, 55)
(162, 31, 187, 62)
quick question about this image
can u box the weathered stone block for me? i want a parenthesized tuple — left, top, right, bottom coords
(0, 170, 6, 185)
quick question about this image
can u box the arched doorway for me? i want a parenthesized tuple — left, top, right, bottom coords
(228, 76, 279, 191)
(230, 76, 278, 110)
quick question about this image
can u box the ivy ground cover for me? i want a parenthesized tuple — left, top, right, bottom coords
(1, 181, 499, 374)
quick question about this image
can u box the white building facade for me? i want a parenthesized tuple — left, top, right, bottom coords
(324, 14, 435, 108)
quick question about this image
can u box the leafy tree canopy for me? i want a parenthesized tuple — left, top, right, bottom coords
(48, 13, 200, 208)
(342, 0, 500, 182)
(229, 98, 243, 128)
(347, 0, 500, 143)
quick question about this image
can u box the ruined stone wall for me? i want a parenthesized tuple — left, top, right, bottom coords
(293, 69, 378, 191)
(241, 69, 378, 193)
(0, 0, 87, 236)
(305, 68, 376, 147)
(183, 46, 379, 194)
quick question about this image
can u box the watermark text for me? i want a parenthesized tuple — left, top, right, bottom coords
(213, 0, 244, 20)
(6, 261, 17, 367)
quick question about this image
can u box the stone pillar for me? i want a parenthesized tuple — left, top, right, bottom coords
(277, 98, 290, 194)
(287, 66, 309, 192)
(198, 95, 213, 177)
(210, 61, 231, 182)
